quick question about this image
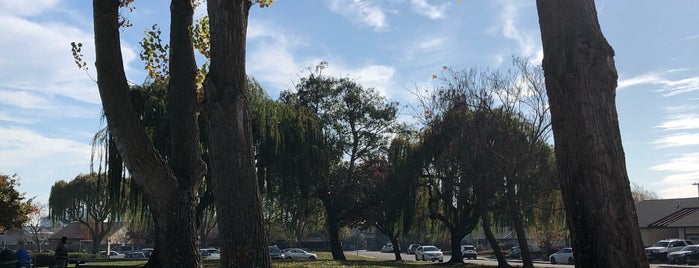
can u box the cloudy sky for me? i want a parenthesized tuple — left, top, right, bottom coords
(1, 0, 698, 204)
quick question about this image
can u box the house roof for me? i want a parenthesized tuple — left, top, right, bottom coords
(49, 222, 124, 241)
(636, 198, 699, 228)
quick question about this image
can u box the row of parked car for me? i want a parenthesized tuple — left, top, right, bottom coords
(382, 243, 478, 262)
(645, 238, 699, 264)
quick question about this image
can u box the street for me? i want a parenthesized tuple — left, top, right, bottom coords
(351, 250, 696, 268)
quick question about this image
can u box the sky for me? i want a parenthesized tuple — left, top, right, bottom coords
(1, 0, 698, 205)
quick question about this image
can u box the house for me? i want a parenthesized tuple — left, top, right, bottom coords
(47, 222, 131, 252)
(636, 197, 699, 246)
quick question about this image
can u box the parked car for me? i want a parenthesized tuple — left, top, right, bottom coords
(406, 244, 420, 255)
(510, 246, 521, 258)
(645, 239, 692, 262)
(549, 248, 574, 264)
(282, 248, 317, 260)
(415, 245, 443, 262)
(97, 250, 124, 258)
(269, 246, 285, 259)
(380, 243, 400, 253)
(200, 248, 221, 260)
(667, 245, 699, 264)
(140, 248, 154, 257)
(125, 251, 146, 258)
(461, 245, 477, 259)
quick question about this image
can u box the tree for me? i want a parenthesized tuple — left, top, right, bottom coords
(365, 135, 421, 261)
(49, 173, 120, 253)
(536, 1, 649, 267)
(24, 203, 49, 252)
(631, 183, 660, 203)
(418, 102, 489, 264)
(0, 174, 34, 231)
(282, 65, 399, 260)
(92, 0, 207, 266)
(204, 0, 273, 266)
(92, 0, 274, 266)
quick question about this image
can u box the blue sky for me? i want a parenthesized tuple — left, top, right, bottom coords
(1, 0, 698, 205)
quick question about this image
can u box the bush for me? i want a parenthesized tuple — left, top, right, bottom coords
(30, 253, 54, 268)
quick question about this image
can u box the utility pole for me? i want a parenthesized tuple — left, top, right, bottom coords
(693, 182, 699, 198)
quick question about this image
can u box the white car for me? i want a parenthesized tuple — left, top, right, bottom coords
(200, 248, 221, 260)
(461, 244, 477, 259)
(415, 245, 443, 262)
(549, 247, 574, 264)
(282, 248, 317, 260)
(97, 250, 125, 258)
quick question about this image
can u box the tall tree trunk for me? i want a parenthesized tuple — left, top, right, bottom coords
(480, 208, 511, 268)
(325, 208, 346, 260)
(93, 1, 203, 267)
(388, 234, 402, 261)
(448, 229, 463, 263)
(536, 1, 649, 267)
(205, 0, 270, 267)
(506, 182, 533, 268)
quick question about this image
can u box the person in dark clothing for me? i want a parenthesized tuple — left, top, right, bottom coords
(54, 236, 69, 268)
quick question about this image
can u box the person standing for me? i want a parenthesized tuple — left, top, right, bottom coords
(54, 236, 68, 268)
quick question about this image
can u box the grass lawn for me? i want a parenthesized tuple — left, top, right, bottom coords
(45, 252, 491, 267)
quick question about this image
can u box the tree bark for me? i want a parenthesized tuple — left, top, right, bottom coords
(536, 1, 649, 267)
(325, 208, 346, 260)
(480, 208, 511, 268)
(205, 0, 271, 267)
(506, 182, 533, 268)
(448, 228, 464, 263)
(92, 1, 203, 267)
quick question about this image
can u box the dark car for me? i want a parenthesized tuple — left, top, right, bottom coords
(269, 246, 285, 259)
(667, 245, 699, 264)
(125, 251, 146, 258)
(406, 244, 420, 255)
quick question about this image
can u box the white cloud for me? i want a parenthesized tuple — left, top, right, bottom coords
(326, 0, 388, 31)
(656, 114, 699, 131)
(247, 19, 396, 99)
(325, 64, 396, 98)
(0, 126, 93, 200)
(409, 0, 448, 20)
(497, 0, 542, 62)
(651, 153, 699, 173)
(617, 71, 699, 96)
(617, 72, 666, 90)
(0, 0, 60, 16)
(653, 133, 699, 148)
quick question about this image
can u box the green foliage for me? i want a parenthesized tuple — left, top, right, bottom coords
(30, 253, 55, 267)
(0, 174, 34, 231)
(139, 24, 170, 83)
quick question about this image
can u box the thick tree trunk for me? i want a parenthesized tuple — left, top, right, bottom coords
(536, 1, 649, 267)
(205, 0, 271, 267)
(506, 182, 533, 268)
(325, 209, 346, 260)
(93, 1, 203, 267)
(448, 229, 463, 263)
(481, 209, 511, 268)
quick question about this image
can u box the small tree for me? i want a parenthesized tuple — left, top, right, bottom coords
(24, 203, 49, 252)
(0, 174, 34, 232)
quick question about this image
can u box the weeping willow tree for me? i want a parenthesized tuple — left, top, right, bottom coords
(363, 134, 421, 261)
(250, 78, 327, 244)
(49, 173, 123, 253)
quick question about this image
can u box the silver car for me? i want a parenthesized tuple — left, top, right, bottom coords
(549, 247, 574, 264)
(415, 245, 443, 262)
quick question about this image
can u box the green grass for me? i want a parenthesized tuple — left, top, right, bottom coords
(39, 252, 492, 268)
